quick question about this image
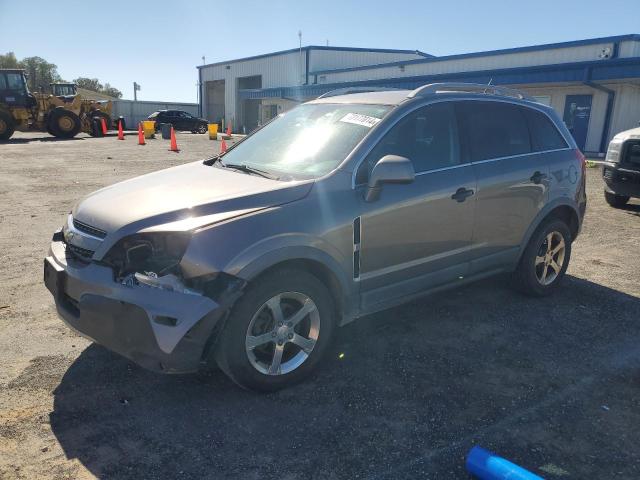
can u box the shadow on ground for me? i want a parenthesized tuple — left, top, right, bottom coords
(0, 136, 86, 144)
(50, 275, 640, 479)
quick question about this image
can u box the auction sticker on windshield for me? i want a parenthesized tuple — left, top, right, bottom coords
(339, 113, 382, 128)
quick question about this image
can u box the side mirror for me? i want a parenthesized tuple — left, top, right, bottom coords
(365, 155, 415, 202)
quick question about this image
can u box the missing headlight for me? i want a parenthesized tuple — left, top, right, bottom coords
(103, 232, 191, 279)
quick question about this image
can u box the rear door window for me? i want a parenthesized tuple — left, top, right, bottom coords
(458, 101, 531, 161)
(522, 107, 568, 152)
(0, 75, 6, 90)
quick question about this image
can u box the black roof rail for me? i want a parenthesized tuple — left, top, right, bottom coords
(317, 86, 401, 99)
(407, 82, 534, 101)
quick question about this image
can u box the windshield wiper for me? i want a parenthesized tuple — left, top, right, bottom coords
(203, 154, 224, 166)
(222, 163, 279, 180)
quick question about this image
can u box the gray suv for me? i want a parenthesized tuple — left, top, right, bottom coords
(44, 83, 586, 391)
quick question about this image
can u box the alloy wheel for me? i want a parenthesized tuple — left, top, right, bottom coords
(245, 292, 320, 376)
(535, 231, 566, 285)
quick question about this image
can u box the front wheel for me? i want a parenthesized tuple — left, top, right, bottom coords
(512, 219, 572, 296)
(48, 109, 81, 138)
(0, 110, 16, 140)
(197, 123, 207, 134)
(604, 191, 629, 208)
(215, 269, 335, 392)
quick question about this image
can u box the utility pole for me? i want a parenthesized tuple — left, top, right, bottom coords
(133, 81, 141, 101)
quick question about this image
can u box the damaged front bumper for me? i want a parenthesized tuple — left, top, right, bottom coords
(44, 236, 242, 373)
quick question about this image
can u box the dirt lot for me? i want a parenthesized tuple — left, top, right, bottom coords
(1, 131, 639, 479)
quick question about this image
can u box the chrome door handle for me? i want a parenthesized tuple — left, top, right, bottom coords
(451, 187, 474, 203)
(530, 171, 548, 184)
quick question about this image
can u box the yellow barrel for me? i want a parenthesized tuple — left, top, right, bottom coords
(208, 123, 219, 140)
(142, 120, 156, 139)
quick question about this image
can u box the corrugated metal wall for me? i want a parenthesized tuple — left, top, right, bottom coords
(318, 41, 623, 84)
(610, 84, 640, 136)
(200, 48, 426, 126)
(309, 49, 424, 72)
(520, 83, 640, 153)
(201, 51, 303, 125)
(111, 100, 199, 129)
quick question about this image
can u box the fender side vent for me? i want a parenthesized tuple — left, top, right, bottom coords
(353, 217, 361, 279)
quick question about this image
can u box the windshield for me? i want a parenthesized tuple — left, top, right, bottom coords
(53, 84, 76, 96)
(219, 103, 391, 179)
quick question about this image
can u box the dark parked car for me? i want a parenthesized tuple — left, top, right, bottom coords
(46, 83, 586, 391)
(148, 110, 208, 134)
(602, 126, 640, 207)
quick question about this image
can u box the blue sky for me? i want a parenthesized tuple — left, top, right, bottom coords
(1, 0, 638, 102)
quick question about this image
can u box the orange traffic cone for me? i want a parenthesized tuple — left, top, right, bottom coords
(169, 127, 179, 152)
(117, 119, 124, 140)
(220, 138, 227, 153)
(226, 123, 232, 136)
(138, 123, 146, 145)
(100, 118, 108, 135)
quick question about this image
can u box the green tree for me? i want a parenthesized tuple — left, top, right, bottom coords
(19, 56, 62, 91)
(0, 52, 20, 68)
(74, 77, 122, 98)
(73, 77, 103, 92)
(101, 83, 122, 98)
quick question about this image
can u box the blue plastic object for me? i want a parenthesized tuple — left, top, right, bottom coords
(466, 446, 544, 480)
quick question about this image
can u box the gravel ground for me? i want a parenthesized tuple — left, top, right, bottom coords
(0, 131, 639, 479)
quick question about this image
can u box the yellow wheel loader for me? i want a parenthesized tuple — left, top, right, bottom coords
(50, 82, 116, 131)
(0, 70, 120, 140)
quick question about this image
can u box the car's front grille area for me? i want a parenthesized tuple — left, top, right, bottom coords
(72, 219, 107, 239)
(66, 243, 95, 262)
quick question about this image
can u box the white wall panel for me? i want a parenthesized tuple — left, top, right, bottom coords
(319, 42, 619, 84)
(610, 84, 640, 138)
(309, 49, 424, 72)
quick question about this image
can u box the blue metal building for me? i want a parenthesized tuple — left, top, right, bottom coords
(198, 35, 640, 155)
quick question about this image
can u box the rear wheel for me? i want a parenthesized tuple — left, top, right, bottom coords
(604, 191, 629, 208)
(0, 110, 16, 140)
(512, 219, 572, 297)
(48, 109, 81, 138)
(197, 123, 207, 134)
(215, 268, 335, 392)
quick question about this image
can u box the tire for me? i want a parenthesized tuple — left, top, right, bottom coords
(92, 110, 112, 131)
(512, 219, 572, 297)
(197, 123, 207, 134)
(0, 110, 16, 140)
(604, 191, 629, 208)
(48, 108, 81, 138)
(215, 268, 336, 392)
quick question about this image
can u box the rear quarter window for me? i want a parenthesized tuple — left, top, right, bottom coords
(522, 107, 568, 152)
(458, 101, 531, 161)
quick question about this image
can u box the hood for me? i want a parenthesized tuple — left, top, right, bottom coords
(613, 126, 640, 141)
(72, 161, 312, 234)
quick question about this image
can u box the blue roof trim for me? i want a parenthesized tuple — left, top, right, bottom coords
(309, 34, 640, 75)
(237, 57, 640, 100)
(198, 46, 429, 69)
